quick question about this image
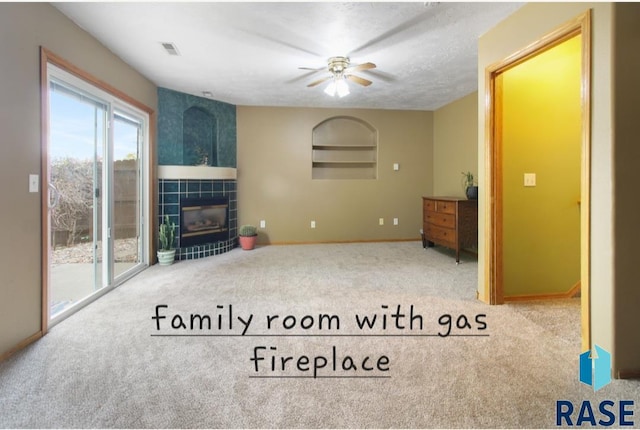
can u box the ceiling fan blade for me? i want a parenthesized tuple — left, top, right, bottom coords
(298, 66, 325, 71)
(346, 62, 377, 72)
(345, 74, 373, 87)
(307, 76, 332, 87)
(360, 69, 396, 83)
(287, 69, 326, 84)
(349, 9, 434, 56)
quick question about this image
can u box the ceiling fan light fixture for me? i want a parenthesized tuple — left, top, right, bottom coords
(324, 80, 337, 97)
(336, 78, 350, 98)
(324, 76, 350, 98)
(305, 55, 372, 97)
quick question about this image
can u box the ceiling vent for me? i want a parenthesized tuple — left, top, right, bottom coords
(161, 42, 180, 56)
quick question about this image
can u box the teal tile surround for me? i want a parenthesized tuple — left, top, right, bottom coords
(159, 179, 238, 260)
(158, 87, 236, 167)
(157, 87, 238, 260)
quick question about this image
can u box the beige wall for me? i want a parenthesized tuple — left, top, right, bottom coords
(0, 3, 157, 357)
(237, 107, 433, 243)
(433, 92, 478, 197)
(6, 1, 636, 376)
(479, 3, 618, 368)
(613, 3, 640, 376)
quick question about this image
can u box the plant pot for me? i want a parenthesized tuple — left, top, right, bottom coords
(239, 235, 257, 250)
(466, 186, 478, 200)
(157, 249, 176, 265)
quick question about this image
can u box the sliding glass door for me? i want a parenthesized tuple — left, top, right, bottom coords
(112, 112, 144, 279)
(46, 64, 148, 325)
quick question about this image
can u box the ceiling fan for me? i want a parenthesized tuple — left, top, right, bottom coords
(303, 56, 376, 97)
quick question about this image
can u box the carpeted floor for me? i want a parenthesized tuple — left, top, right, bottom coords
(0, 242, 638, 428)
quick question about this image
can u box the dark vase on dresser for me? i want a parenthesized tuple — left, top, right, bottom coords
(466, 186, 478, 200)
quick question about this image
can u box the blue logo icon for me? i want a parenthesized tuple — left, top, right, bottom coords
(579, 344, 611, 391)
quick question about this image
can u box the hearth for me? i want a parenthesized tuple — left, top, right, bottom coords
(179, 196, 229, 247)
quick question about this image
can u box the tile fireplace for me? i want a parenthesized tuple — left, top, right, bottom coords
(158, 166, 237, 261)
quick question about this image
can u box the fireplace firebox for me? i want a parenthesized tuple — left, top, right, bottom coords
(179, 196, 229, 247)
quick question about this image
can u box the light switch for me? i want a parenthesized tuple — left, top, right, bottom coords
(524, 173, 536, 187)
(29, 174, 39, 193)
(393, 163, 399, 171)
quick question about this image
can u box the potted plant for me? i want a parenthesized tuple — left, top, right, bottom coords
(157, 215, 176, 265)
(238, 224, 258, 250)
(462, 171, 478, 200)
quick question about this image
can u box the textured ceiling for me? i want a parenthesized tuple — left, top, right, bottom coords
(54, 2, 522, 111)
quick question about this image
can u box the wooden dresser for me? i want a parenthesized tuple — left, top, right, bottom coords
(422, 197, 478, 263)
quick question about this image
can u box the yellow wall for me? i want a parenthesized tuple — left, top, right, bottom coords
(478, 3, 621, 370)
(433, 92, 478, 197)
(612, 3, 640, 376)
(501, 36, 581, 296)
(237, 107, 433, 243)
(0, 3, 157, 357)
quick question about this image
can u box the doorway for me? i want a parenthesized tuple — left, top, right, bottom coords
(42, 53, 151, 329)
(484, 12, 591, 349)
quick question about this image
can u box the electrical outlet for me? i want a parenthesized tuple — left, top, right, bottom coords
(524, 173, 536, 187)
(393, 218, 399, 225)
(393, 163, 399, 171)
(379, 218, 384, 226)
(259, 220, 266, 228)
(311, 220, 316, 229)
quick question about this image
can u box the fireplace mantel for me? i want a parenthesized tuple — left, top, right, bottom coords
(158, 165, 237, 180)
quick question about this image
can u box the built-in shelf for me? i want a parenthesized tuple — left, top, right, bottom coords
(312, 117, 378, 180)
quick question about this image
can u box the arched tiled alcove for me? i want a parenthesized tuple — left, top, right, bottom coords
(312, 116, 378, 179)
(183, 106, 218, 166)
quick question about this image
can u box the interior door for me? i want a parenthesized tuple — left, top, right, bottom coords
(484, 12, 591, 349)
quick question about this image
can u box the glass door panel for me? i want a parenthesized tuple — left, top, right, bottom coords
(48, 80, 106, 318)
(112, 112, 143, 279)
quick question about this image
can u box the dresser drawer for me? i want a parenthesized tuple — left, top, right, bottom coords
(436, 200, 456, 214)
(424, 224, 457, 245)
(425, 212, 455, 229)
(424, 199, 436, 212)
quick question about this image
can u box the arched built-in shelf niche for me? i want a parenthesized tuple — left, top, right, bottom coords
(311, 116, 378, 180)
(183, 106, 218, 166)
